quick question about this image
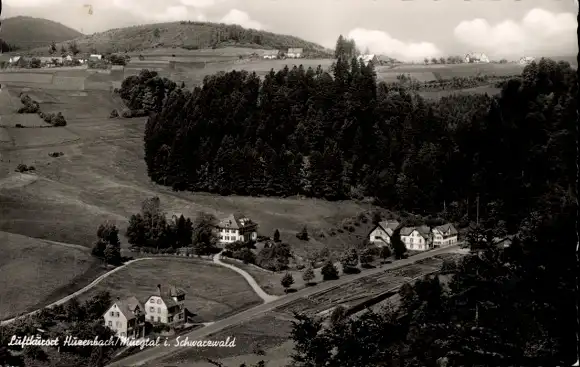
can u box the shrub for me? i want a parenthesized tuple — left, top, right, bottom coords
(15, 124, 24, 128)
(110, 109, 119, 118)
(321, 260, 339, 281)
(48, 152, 64, 157)
(51, 112, 67, 126)
(296, 226, 309, 241)
(302, 266, 315, 285)
(281, 273, 294, 292)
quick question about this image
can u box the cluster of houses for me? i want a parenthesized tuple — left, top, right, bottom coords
(519, 56, 535, 65)
(369, 220, 459, 251)
(5, 54, 103, 67)
(103, 284, 187, 339)
(262, 48, 303, 59)
(464, 52, 490, 64)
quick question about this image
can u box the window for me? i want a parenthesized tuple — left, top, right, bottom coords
(158, 307, 161, 313)
(150, 299, 155, 303)
(168, 316, 174, 323)
(157, 317, 161, 322)
(178, 313, 183, 319)
(150, 307, 155, 312)
(410, 238, 414, 243)
(157, 300, 161, 304)
(116, 312, 120, 317)
(219, 236, 223, 240)
(150, 316, 154, 321)
(108, 321, 112, 327)
(110, 311, 114, 317)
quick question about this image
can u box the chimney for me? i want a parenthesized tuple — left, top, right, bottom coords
(157, 284, 162, 296)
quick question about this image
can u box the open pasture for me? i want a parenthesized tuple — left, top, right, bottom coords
(0, 113, 46, 127)
(79, 258, 262, 322)
(4, 125, 81, 147)
(0, 230, 99, 320)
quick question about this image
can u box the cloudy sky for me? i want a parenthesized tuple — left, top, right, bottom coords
(2, 0, 578, 61)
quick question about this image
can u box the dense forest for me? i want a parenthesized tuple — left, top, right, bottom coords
(119, 57, 576, 234)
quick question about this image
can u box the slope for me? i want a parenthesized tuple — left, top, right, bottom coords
(26, 21, 331, 57)
(0, 16, 82, 50)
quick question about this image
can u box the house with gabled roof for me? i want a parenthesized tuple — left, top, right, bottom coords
(286, 48, 303, 58)
(216, 213, 258, 245)
(432, 223, 458, 248)
(368, 220, 400, 247)
(144, 284, 186, 326)
(262, 49, 279, 59)
(400, 225, 433, 251)
(103, 296, 145, 338)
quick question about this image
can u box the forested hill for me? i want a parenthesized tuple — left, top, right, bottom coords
(0, 16, 82, 50)
(120, 58, 575, 229)
(28, 21, 330, 56)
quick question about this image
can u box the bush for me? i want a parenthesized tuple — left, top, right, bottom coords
(121, 109, 147, 118)
(51, 112, 67, 126)
(48, 152, 64, 157)
(110, 109, 119, 118)
(321, 260, 339, 281)
(296, 226, 309, 241)
(15, 164, 35, 173)
(15, 124, 24, 128)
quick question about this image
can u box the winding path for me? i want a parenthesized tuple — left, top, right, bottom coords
(213, 252, 280, 303)
(1, 252, 278, 326)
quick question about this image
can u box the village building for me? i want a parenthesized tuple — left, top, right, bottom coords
(286, 48, 303, 58)
(216, 213, 258, 245)
(400, 225, 433, 251)
(262, 50, 279, 59)
(103, 296, 146, 339)
(89, 54, 102, 60)
(144, 284, 186, 326)
(357, 54, 378, 65)
(8, 55, 21, 64)
(368, 220, 400, 247)
(464, 52, 490, 64)
(431, 223, 458, 247)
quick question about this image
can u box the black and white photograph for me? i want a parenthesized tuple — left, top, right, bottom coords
(0, 0, 578, 366)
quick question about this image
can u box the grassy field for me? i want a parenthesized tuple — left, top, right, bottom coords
(0, 230, 101, 320)
(78, 258, 262, 322)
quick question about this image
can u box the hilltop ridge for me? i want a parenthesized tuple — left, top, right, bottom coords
(24, 20, 331, 57)
(0, 16, 83, 51)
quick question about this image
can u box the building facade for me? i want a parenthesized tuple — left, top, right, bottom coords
(368, 220, 400, 247)
(401, 225, 433, 251)
(103, 296, 145, 339)
(144, 284, 186, 326)
(216, 213, 258, 245)
(286, 48, 303, 58)
(432, 223, 458, 247)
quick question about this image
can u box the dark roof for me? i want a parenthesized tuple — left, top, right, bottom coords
(217, 213, 256, 229)
(434, 223, 458, 236)
(169, 285, 186, 298)
(401, 225, 431, 239)
(105, 296, 143, 320)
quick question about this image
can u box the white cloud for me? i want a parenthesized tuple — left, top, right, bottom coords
(346, 28, 442, 62)
(180, 0, 223, 8)
(149, 5, 189, 21)
(453, 8, 577, 58)
(220, 9, 263, 30)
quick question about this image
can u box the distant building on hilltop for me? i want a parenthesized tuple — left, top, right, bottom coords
(215, 213, 258, 245)
(262, 49, 279, 59)
(357, 54, 378, 65)
(519, 56, 535, 65)
(464, 52, 490, 64)
(286, 48, 303, 58)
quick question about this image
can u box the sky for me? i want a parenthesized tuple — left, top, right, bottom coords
(1, 0, 578, 61)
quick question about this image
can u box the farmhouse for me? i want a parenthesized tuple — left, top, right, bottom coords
(357, 54, 378, 65)
(464, 52, 490, 64)
(431, 223, 458, 247)
(89, 54, 102, 60)
(103, 296, 146, 338)
(368, 220, 400, 247)
(144, 284, 186, 326)
(262, 50, 279, 59)
(286, 48, 303, 58)
(39, 56, 63, 66)
(401, 225, 432, 251)
(216, 213, 258, 245)
(9, 56, 21, 64)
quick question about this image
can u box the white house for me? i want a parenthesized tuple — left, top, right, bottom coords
(216, 213, 258, 245)
(368, 220, 400, 247)
(89, 54, 102, 60)
(103, 296, 145, 339)
(357, 54, 378, 65)
(144, 284, 186, 326)
(262, 50, 279, 59)
(431, 223, 458, 248)
(9, 56, 21, 64)
(519, 56, 535, 65)
(400, 225, 432, 251)
(286, 48, 303, 58)
(464, 52, 490, 64)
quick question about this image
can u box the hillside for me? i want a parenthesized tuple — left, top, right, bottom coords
(0, 16, 82, 51)
(26, 21, 331, 57)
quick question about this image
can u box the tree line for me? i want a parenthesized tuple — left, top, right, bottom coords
(116, 56, 577, 234)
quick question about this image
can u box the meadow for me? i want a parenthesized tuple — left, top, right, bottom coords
(78, 258, 262, 322)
